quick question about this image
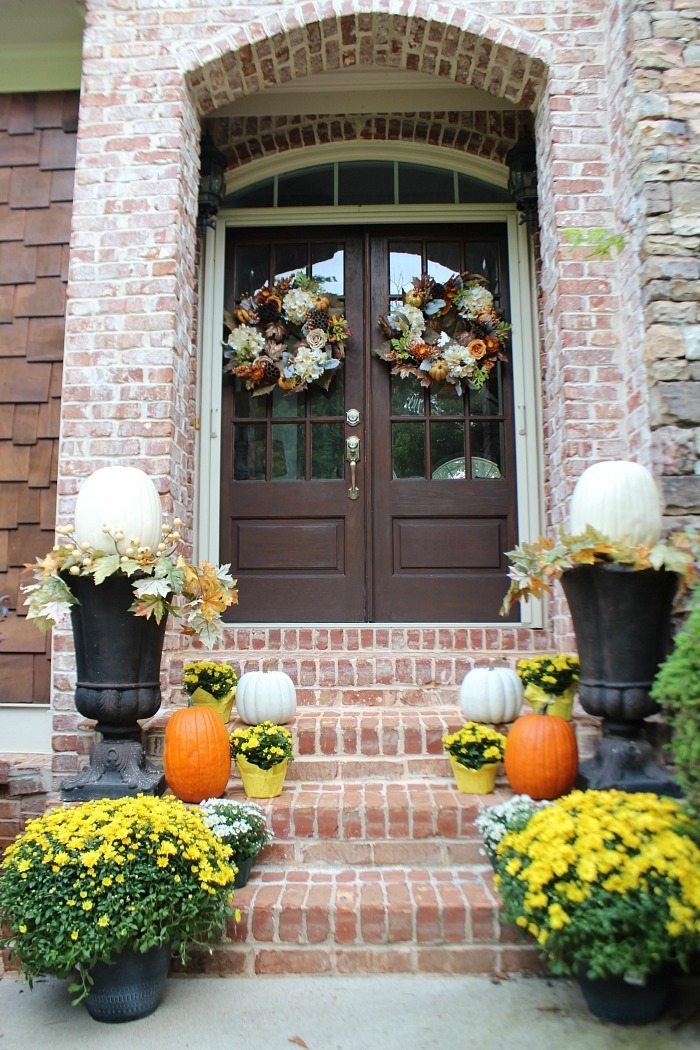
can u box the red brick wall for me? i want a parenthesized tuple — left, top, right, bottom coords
(0, 91, 78, 703)
(42, 1, 697, 773)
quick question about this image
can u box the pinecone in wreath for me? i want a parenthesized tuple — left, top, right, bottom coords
(304, 308, 328, 332)
(258, 298, 282, 325)
(259, 357, 280, 384)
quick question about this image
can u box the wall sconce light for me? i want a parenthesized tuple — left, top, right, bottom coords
(197, 132, 227, 233)
(506, 126, 539, 235)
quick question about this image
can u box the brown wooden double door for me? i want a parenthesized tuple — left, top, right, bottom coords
(221, 225, 519, 623)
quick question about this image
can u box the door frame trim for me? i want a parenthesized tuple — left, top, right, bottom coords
(197, 207, 544, 627)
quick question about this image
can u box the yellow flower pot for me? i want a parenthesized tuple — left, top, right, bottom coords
(525, 684, 576, 721)
(236, 754, 288, 798)
(449, 756, 499, 794)
(191, 686, 236, 723)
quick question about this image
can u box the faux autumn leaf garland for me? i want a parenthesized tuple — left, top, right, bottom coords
(500, 526, 696, 615)
(22, 521, 238, 649)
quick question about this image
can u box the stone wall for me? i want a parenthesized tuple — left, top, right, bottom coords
(629, 1, 700, 525)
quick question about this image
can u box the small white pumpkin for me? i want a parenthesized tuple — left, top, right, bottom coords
(459, 665, 523, 724)
(74, 466, 163, 555)
(235, 669, 297, 725)
(569, 460, 662, 548)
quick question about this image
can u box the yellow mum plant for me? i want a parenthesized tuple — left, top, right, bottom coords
(442, 722, 506, 770)
(229, 721, 294, 770)
(0, 795, 236, 1002)
(495, 790, 700, 980)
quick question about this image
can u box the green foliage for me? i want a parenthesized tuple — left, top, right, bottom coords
(562, 227, 625, 258)
(652, 587, 700, 836)
(495, 790, 699, 979)
(0, 796, 236, 1002)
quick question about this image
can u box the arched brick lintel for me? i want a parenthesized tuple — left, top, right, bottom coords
(210, 110, 530, 175)
(181, 4, 551, 116)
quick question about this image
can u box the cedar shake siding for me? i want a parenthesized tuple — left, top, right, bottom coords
(0, 91, 78, 704)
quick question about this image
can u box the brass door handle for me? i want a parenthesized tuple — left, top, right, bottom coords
(346, 436, 360, 500)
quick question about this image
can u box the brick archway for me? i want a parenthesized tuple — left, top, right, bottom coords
(209, 110, 530, 174)
(181, 4, 551, 115)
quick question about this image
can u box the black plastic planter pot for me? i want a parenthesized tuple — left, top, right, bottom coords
(577, 968, 671, 1026)
(60, 572, 167, 801)
(83, 942, 171, 1023)
(560, 563, 680, 794)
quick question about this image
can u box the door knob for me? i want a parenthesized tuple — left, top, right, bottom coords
(346, 436, 360, 500)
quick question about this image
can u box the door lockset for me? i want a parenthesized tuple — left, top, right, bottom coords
(346, 436, 360, 500)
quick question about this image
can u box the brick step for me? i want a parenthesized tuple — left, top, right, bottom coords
(177, 866, 540, 976)
(221, 779, 506, 867)
(216, 626, 544, 653)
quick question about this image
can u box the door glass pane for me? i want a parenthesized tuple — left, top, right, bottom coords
(312, 244, 344, 296)
(235, 244, 269, 299)
(391, 375, 424, 416)
(392, 422, 425, 479)
(390, 243, 422, 296)
(463, 243, 500, 299)
(311, 423, 343, 479)
(274, 243, 307, 283)
(431, 421, 465, 478)
(457, 174, 510, 204)
(234, 381, 267, 418)
(277, 165, 334, 207)
(224, 179, 274, 209)
(469, 372, 503, 416)
(338, 162, 394, 205)
(310, 373, 344, 417)
(272, 386, 305, 418)
(234, 423, 266, 480)
(398, 163, 455, 204)
(271, 424, 305, 480)
(429, 385, 462, 417)
(427, 242, 460, 282)
(470, 421, 504, 477)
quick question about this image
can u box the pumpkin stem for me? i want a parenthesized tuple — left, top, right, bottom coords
(262, 659, 277, 673)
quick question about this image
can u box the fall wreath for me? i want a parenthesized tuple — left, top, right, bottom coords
(375, 272, 510, 395)
(223, 274, 350, 396)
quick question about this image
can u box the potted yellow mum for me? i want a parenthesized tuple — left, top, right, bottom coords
(229, 721, 294, 798)
(0, 795, 236, 1022)
(494, 789, 699, 1025)
(442, 721, 506, 794)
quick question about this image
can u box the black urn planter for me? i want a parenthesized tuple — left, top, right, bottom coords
(560, 563, 681, 795)
(577, 967, 672, 1026)
(60, 572, 167, 801)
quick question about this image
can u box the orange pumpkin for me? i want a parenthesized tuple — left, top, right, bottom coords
(504, 711, 578, 801)
(163, 706, 231, 803)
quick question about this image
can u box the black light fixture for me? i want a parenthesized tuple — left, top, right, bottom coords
(506, 125, 539, 234)
(197, 131, 227, 233)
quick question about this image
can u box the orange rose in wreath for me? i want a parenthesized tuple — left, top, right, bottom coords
(467, 339, 487, 360)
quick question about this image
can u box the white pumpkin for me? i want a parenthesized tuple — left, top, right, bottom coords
(235, 669, 297, 725)
(569, 460, 662, 547)
(459, 666, 523, 724)
(74, 466, 163, 555)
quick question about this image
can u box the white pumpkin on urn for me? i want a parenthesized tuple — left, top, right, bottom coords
(74, 466, 163, 556)
(459, 665, 523, 724)
(569, 460, 662, 548)
(235, 669, 297, 725)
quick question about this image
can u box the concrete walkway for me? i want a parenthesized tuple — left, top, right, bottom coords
(0, 974, 698, 1050)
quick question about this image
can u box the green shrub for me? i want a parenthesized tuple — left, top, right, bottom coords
(652, 586, 700, 837)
